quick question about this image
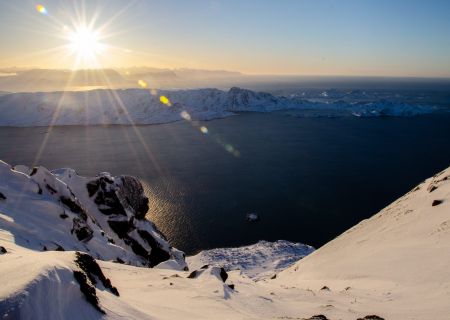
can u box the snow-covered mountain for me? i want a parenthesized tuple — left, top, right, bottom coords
(1, 160, 450, 319)
(0, 87, 439, 127)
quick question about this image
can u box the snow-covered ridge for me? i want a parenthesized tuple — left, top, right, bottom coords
(1, 160, 450, 319)
(0, 161, 186, 270)
(0, 87, 439, 127)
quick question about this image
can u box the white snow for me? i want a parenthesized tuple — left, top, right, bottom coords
(0, 87, 439, 127)
(1, 161, 450, 319)
(188, 240, 314, 280)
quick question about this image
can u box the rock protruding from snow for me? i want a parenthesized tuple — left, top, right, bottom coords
(187, 240, 314, 280)
(75, 252, 119, 297)
(0, 160, 186, 269)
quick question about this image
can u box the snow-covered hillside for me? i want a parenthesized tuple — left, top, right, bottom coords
(0, 161, 186, 269)
(1, 160, 450, 319)
(0, 87, 439, 126)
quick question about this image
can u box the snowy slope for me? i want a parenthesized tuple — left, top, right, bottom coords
(0, 161, 186, 269)
(277, 167, 450, 319)
(188, 240, 314, 280)
(1, 161, 450, 319)
(0, 87, 439, 127)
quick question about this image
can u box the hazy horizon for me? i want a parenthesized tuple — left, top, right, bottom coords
(1, 1, 450, 77)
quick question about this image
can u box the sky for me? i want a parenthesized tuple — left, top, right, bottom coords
(0, 0, 449, 77)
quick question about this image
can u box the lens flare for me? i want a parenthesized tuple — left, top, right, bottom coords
(138, 80, 147, 88)
(159, 96, 171, 106)
(36, 4, 47, 15)
(180, 111, 191, 121)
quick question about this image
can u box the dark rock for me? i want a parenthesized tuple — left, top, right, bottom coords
(432, 199, 444, 206)
(30, 167, 38, 176)
(115, 257, 125, 264)
(108, 219, 133, 238)
(187, 270, 198, 279)
(59, 212, 69, 219)
(0, 192, 6, 200)
(357, 316, 385, 320)
(428, 185, 437, 192)
(200, 264, 209, 269)
(227, 284, 235, 290)
(72, 218, 93, 242)
(0, 246, 7, 254)
(92, 177, 127, 216)
(125, 236, 151, 264)
(75, 252, 120, 296)
(304, 315, 329, 320)
(45, 184, 57, 194)
(137, 229, 171, 266)
(73, 270, 105, 314)
(320, 286, 330, 291)
(270, 274, 277, 279)
(55, 244, 65, 251)
(60, 196, 86, 218)
(119, 176, 149, 220)
(86, 180, 100, 197)
(219, 267, 228, 283)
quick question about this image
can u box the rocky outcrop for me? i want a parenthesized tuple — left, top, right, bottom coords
(0, 160, 187, 269)
(81, 172, 184, 268)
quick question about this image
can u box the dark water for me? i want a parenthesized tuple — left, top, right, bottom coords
(1, 113, 450, 254)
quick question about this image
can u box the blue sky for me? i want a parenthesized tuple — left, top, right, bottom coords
(0, 0, 449, 76)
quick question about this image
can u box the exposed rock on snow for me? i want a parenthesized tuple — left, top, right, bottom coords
(356, 316, 385, 320)
(187, 266, 229, 283)
(0, 160, 186, 269)
(187, 240, 314, 280)
(0, 87, 440, 127)
(75, 252, 119, 297)
(304, 315, 330, 320)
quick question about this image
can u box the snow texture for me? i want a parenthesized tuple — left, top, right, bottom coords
(1, 160, 450, 319)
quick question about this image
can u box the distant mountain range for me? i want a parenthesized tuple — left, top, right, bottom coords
(0, 87, 440, 127)
(0, 67, 243, 92)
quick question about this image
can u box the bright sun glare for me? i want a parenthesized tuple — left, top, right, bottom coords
(68, 26, 104, 60)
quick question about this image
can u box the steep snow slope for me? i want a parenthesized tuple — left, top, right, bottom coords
(0, 87, 438, 126)
(277, 166, 450, 319)
(1, 161, 450, 319)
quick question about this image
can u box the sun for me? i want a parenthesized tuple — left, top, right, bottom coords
(66, 25, 106, 67)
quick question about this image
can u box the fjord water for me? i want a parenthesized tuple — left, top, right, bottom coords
(1, 113, 450, 254)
